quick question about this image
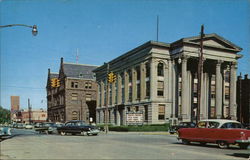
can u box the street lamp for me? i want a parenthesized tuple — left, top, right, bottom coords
(0, 24, 38, 36)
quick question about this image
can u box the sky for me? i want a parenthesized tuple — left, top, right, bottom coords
(0, 0, 249, 110)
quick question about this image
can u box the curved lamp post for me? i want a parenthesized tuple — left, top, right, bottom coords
(0, 24, 38, 36)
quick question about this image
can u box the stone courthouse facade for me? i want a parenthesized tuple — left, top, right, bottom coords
(46, 58, 98, 123)
(94, 34, 242, 125)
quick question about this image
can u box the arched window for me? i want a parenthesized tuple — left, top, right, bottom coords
(72, 111, 78, 120)
(157, 62, 164, 76)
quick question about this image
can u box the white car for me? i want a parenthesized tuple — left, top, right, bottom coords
(25, 124, 34, 129)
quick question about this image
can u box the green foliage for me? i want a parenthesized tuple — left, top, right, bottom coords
(97, 123, 170, 132)
(0, 106, 11, 124)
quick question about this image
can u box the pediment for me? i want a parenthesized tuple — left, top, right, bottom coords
(184, 34, 242, 51)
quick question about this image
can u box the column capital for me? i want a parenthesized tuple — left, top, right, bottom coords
(231, 61, 238, 69)
(182, 55, 190, 62)
(216, 60, 224, 66)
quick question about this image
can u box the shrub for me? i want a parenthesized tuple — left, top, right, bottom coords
(97, 123, 170, 132)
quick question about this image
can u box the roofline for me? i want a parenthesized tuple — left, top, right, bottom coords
(93, 40, 170, 72)
(63, 62, 99, 67)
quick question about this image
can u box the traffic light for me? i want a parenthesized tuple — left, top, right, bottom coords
(56, 79, 60, 87)
(108, 72, 116, 83)
(50, 78, 57, 87)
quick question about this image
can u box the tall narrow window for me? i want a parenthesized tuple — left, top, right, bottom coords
(157, 81, 164, 97)
(158, 105, 165, 120)
(157, 62, 164, 76)
(144, 105, 148, 121)
(145, 62, 150, 78)
(137, 83, 140, 99)
(146, 81, 150, 97)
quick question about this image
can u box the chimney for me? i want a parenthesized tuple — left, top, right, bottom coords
(244, 74, 248, 80)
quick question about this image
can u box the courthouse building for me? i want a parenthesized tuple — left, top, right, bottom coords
(94, 33, 242, 125)
(46, 58, 98, 123)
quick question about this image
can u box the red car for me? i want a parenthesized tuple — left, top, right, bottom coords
(177, 119, 250, 149)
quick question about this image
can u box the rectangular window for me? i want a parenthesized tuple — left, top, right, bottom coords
(86, 94, 92, 101)
(128, 86, 132, 102)
(71, 93, 78, 100)
(137, 83, 140, 99)
(144, 105, 148, 121)
(157, 81, 164, 97)
(85, 82, 92, 89)
(146, 81, 150, 97)
(158, 105, 165, 120)
(71, 82, 78, 88)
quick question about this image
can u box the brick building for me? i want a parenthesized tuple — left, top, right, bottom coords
(237, 74, 250, 124)
(20, 109, 47, 123)
(46, 58, 98, 123)
(10, 96, 20, 122)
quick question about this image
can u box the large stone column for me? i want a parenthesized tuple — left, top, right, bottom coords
(230, 62, 237, 120)
(216, 60, 223, 118)
(132, 67, 137, 102)
(117, 74, 122, 104)
(181, 56, 189, 121)
(140, 62, 146, 100)
(171, 60, 177, 118)
(200, 72, 209, 120)
(150, 58, 157, 100)
(187, 70, 192, 121)
(124, 70, 129, 103)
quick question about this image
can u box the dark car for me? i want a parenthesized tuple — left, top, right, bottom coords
(35, 122, 60, 134)
(169, 122, 196, 134)
(57, 120, 100, 136)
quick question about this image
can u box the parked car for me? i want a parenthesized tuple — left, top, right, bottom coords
(169, 122, 196, 134)
(57, 120, 100, 136)
(177, 119, 250, 149)
(35, 122, 59, 134)
(16, 123, 25, 129)
(0, 127, 11, 141)
(25, 124, 34, 129)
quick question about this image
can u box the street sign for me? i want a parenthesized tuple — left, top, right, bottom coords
(126, 111, 143, 125)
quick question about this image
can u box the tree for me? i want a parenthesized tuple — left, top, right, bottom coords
(0, 106, 11, 124)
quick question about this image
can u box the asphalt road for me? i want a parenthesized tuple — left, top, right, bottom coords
(0, 129, 249, 160)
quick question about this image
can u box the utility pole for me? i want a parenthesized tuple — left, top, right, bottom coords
(105, 63, 110, 134)
(28, 98, 32, 124)
(197, 25, 205, 124)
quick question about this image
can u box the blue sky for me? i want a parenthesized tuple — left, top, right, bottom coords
(0, 0, 249, 110)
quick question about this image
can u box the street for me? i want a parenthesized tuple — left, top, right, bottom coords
(0, 129, 249, 160)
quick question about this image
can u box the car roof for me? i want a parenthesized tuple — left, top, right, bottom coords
(199, 119, 241, 124)
(66, 120, 85, 123)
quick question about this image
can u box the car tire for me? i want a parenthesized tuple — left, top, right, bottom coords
(217, 141, 228, 149)
(60, 131, 66, 136)
(239, 144, 249, 149)
(182, 139, 190, 145)
(80, 131, 87, 136)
